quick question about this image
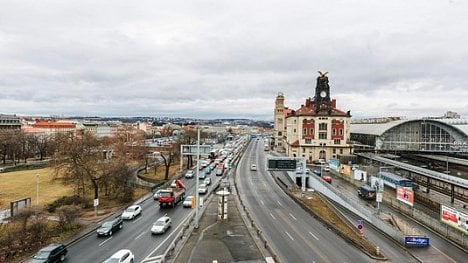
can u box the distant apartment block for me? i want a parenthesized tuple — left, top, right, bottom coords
(0, 114, 21, 130)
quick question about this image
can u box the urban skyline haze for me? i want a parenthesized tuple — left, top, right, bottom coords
(1, 0, 467, 120)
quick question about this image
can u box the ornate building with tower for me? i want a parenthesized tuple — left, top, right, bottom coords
(274, 72, 353, 162)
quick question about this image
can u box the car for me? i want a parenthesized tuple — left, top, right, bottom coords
(121, 205, 142, 220)
(199, 183, 208, 194)
(205, 166, 211, 174)
(185, 170, 194, 178)
(250, 164, 257, 171)
(27, 243, 67, 263)
(170, 180, 177, 187)
(183, 195, 194, 208)
(96, 217, 123, 237)
(204, 177, 211, 185)
(198, 171, 206, 179)
(322, 175, 332, 183)
(323, 165, 330, 172)
(102, 249, 134, 263)
(153, 189, 162, 200)
(151, 216, 172, 234)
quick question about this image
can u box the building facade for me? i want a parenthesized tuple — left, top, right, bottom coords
(0, 114, 21, 130)
(273, 92, 288, 152)
(278, 72, 353, 162)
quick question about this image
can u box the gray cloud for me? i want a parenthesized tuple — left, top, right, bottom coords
(1, 0, 467, 120)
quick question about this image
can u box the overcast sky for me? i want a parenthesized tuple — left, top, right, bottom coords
(1, 0, 467, 120)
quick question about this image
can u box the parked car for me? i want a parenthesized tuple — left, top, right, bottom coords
(151, 215, 172, 234)
(121, 205, 142, 220)
(183, 195, 194, 208)
(185, 170, 194, 178)
(27, 243, 67, 263)
(102, 249, 134, 263)
(323, 165, 330, 172)
(250, 164, 257, 171)
(204, 177, 212, 185)
(153, 190, 162, 200)
(205, 166, 211, 174)
(199, 183, 208, 194)
(97, 217, 123, 237)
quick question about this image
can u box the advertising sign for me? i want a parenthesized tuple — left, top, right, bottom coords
(396, 186, 414, 206)
(370, 176, 384, 192)
(267, 158, 297, 171)
(403, 236, 430, 247)
(181, 145, 211, 155)
(353, 169, 367, 181)
(441, 205, 468, 234)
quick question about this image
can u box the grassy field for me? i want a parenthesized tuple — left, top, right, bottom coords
(0, 167, 74, 210)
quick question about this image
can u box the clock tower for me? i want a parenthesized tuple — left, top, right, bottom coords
(314, 71, 332, 114)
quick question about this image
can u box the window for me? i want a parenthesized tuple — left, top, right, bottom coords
(293, 129, 296, 133)
(310, 128, 314, 134)
(339, 128, 343, 135)
(303, 128, 307, 135)
(278, 131, 282, 136)
(333, 149, 336, 154)
(340, 149, 343, 154)
(332, 129, 336, 135)
(305, 139, 311, 144)
(319, 123, 327, 130)
(319, 133, 327, 139)
(334, 139, 340, 144)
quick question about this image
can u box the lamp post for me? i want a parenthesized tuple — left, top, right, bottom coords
(195, 127, 201, 229)
(36, 173, 39, 209)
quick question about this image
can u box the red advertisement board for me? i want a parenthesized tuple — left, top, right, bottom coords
(441, 205, 468, 234)
(396, 186, 413, 206)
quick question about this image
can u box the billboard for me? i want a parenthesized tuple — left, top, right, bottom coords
(396, 186, 414, 206)
(441, 205, 468, 234)
(267, 158, 296, 171)
(403, 236, 430, 247)
(370, 176, 384, 192)
(353, 169, 367, 181)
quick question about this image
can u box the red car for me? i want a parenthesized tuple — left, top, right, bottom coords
(322, 175, 332, 183)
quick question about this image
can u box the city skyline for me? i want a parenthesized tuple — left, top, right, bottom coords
(1, 0, 467, 120)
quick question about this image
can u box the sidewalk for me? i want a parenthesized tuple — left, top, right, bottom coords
(173, 182, 264, 263)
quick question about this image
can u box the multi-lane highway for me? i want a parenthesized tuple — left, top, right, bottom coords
(66, 164, 225, 262)
(236, 138, 420, 263)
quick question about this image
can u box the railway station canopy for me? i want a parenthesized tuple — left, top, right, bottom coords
(350, 117, 468, 153)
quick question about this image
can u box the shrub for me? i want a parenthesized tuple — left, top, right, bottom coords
(47, 195, 86, 212)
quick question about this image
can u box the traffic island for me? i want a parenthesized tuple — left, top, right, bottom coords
(289, 188, 387, 260)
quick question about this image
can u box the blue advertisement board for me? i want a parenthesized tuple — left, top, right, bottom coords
(403, 236, 430, 247)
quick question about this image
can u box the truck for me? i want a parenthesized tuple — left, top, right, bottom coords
(215, 163, 224, 176)
(158, 179, 186, 208)
(357, 184, 376, 200)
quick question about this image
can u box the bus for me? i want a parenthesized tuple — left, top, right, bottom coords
(379, 171, 412, 189)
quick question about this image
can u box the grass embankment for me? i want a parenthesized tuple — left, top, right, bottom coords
(292, 189, 384, 259)
(0, 167, 74, 210)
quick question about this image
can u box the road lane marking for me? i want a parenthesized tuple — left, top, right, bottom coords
(289, 213, 297, 220)
(277, 201, 282, 206)
(260, 200, 264, 205)
(309, 231, 319, 240)
(285, 231, 294, 241)
(135, 230, 146, 240)
(99, 237, 112, 246)
(270, 212, 276, 220)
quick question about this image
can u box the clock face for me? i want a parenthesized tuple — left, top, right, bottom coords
(320, 91, 327, 98)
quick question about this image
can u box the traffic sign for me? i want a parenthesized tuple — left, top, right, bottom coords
(357, 220, 363, 230)
(267, 158, 297, 171)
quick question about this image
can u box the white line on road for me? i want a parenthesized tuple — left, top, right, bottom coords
(99, 236, 112, 247)
(260, 200, 264, 206)
(289, 213, 297, 220)
(277, 200, 282, 206)
(309, 231, 319, 240)
(135, 230, 146, 240)
(285, 231, 294, 241)
(270, 212, 276, 220)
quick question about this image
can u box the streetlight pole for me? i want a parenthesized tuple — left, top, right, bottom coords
(195, 127, 200, 229)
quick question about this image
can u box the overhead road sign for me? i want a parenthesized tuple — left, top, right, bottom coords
(181, 145, 212, 155)
(267, 158, 297, 171)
